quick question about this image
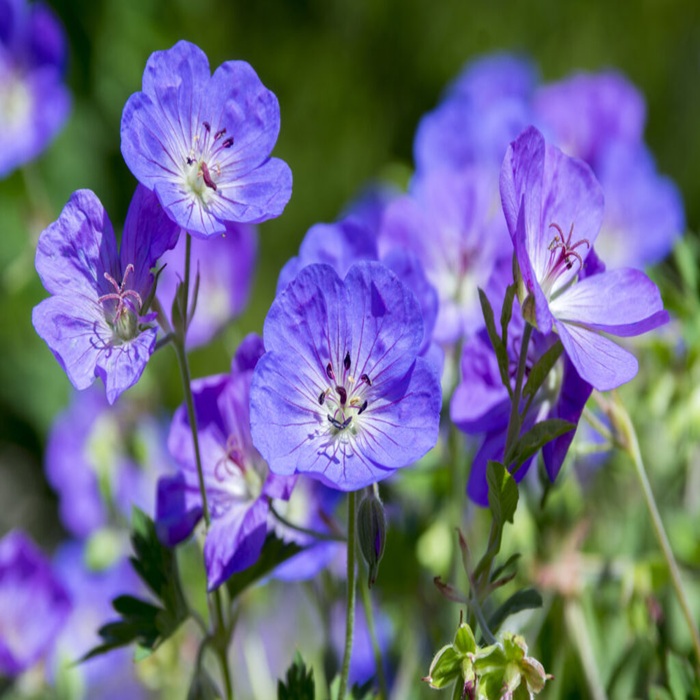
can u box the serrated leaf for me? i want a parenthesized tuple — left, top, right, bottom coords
(486, 461, 519, 528)
(522, 341, 563, 401)
(226, 534, 302, 600)
(278, 653, 315, 700)
(478, 288, 511, 395)
(487, 588, 543, 633)
(509, 419, 575, 468)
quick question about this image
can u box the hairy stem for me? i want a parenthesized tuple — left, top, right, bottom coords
(337, 491, 357, 700)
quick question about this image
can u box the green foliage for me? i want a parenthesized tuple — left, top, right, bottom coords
(478, 288, 512, 398)
(278, 653, 315, 700)
(507, 419, 576, 469)
(521, 340, 563, 404)
(487, 588, 543, 634)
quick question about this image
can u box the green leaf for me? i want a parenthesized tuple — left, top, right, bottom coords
(509, 419, 575, 469)
(188, 665, 221, 700)
(490, 553, 521, 584)
(426, 645, 462, 689)
(522, 340, 563, 402)
(487, 588, 543, 633)
(478, 288, 511, 395)
(666, 651, 698, 700)
(500, 283, 517, 352)
(226, 534, 302, 600)
(350, 679, 376, 698)
(486, 461, 519, 528)
(278, 653, 315, 700)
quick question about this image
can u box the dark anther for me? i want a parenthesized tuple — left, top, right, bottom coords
(201, 162, 217, 191)
(222, 137, 234, 148)
(318, 391, 326, 405)
(214, 128, 227, 140)
(328, 415, 353, 431)
(336, 386, 347, 405)
(344, 351, 351, 371)
(186, 156, 195, 166)
(326, 362, 335, 380)
(360, 373, 372, 386)
(358, 400, 368, 415)
(202, 121, 211, 132)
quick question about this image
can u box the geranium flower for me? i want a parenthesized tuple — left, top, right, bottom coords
(121, 40, 292, 238)
(500, 126, 668, 391)
(0, 0, 70, 176)
(32, 186, 179, 403)
(156, 334, 296, 590)
(0, 531, 71, 676)
(250, 261, 442, 491)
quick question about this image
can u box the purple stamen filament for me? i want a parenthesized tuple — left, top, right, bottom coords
(186, 120, 236, 194)
(542, 222, 590, 292)
(97, 263, 142, 320)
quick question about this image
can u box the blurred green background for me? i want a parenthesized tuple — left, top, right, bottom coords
(1, 0, 699, 545)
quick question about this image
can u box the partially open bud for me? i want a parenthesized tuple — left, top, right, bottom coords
(357, 488, 387, 588)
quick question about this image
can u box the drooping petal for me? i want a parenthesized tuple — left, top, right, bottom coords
(155, 473, 203, 546)
(550, 268, 668, 337)
(95, 326, 157, 404)
(555, 319, 639, 391)
(35, 189, 119, 298)
(203, 498, 269, 590)
(32, 294, 108, 391)
(119, 184, 180, 295)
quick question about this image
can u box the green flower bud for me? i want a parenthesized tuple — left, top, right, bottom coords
(357, 489, 387, 588)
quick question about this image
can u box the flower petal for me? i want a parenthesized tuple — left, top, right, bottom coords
(555, 319, 638, 391)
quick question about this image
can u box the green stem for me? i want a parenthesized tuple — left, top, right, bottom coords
(269, 501, 346, 542)
(172, 233, 233, 699)
(503, 324, 533, 463)
(610, 396, 700, 671)
(337, 491, 357, 700)
(359, 570, 388, 699)
(564, 599, 608, 700)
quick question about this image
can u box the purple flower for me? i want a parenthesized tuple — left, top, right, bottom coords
(45, 386, 175, 538)
(250, 261, 442, 491)
(378, 166, 508, 344)
(0, 530, 71, 676)
(451, 309, 592, 505)
(156, 334, 295, 590)
(533, 72, 684, 268)
(0, 0, 70, 177)
(500, 126, 668, 391)
(32, 186, 179, 404)
(121, 40, 292, 238)
(157, 220, 258, 347)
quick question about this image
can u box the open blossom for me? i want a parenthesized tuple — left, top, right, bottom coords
(500, 126, 668, 391)
(156, 334, 296, 590)
(121, 40, 292, 238)
(32, 186, 179, 404)
(0, 531, 71, 676)
(250, 261, 442, 491)
(0, 0, 70, 177)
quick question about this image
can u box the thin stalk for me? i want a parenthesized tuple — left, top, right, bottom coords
(172, 233, 233, 699)
(610, 397, 700, 671)
(359, 571, 388, 699)
(337, 491, 357, 700)
(269, 501, 346, 542)
(503, 323, 533, 463)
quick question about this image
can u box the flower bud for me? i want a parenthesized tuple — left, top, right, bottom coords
(357, 489, 387, 588)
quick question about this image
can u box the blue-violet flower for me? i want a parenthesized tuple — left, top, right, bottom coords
(121, 40, 292, 237)
(250, 261, 442, 491)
